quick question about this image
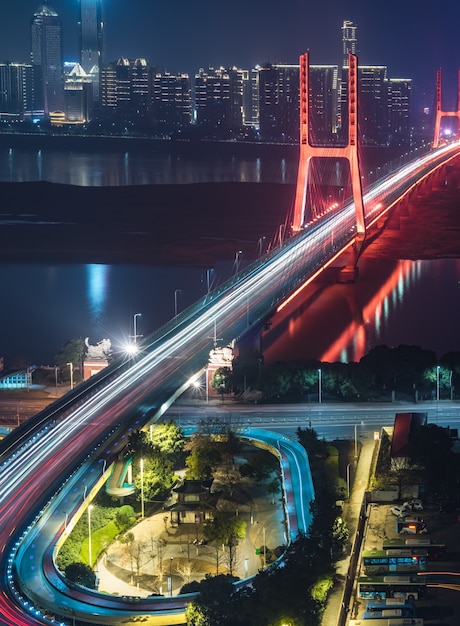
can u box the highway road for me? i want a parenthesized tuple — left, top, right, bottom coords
(0, 142, 459, 625)
(166, 400, 460, 442)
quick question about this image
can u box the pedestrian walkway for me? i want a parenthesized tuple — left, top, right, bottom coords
(320, 437, 376, 626)
(96, 476, 286, 597)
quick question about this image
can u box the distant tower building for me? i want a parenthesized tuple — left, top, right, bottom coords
(341, 20, 357, 68)
(31, 2, 63, 115)
(79, 0, 104, 100)
(338, 20, 358, 135)
(63, 64, 94, 123)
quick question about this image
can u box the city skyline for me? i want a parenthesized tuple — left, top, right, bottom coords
(1, 1, 460, 105)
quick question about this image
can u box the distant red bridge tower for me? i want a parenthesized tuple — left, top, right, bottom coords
(291, 51, 366, 281)
(432, 68, 460, 148)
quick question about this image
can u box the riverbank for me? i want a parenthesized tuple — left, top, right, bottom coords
(0, 180, 294, 266)
(1, 159, 460, 267)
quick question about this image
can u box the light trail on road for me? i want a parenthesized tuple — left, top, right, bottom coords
(0, 143, 459, 624)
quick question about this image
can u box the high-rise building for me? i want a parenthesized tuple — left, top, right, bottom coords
(194, 67, 244, 136)
(258, 64, 300, 142)
(310, 65, 339, 141)
(63, 64, 94, 123)
(79, 0, 104, 100)
(31, 2, 63, 115)
(152, 72, 192, 128)
(387, 78, 413, 143)
(100, 58, 151, 125)
(341, 20, 357, 68)
(241, 69, 259, 129)
(0, 63, 34, 120)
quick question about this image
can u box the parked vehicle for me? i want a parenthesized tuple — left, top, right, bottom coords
(403, 499, 423, 511)
(398, 517, 428, 534)
(390, 505, 411, 518)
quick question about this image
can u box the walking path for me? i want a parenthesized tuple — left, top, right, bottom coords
(97, 479, 286, 597)
(320, 437, 376, 626)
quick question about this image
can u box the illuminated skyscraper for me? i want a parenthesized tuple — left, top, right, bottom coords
(31, 2, 63, 115)
(79, 0, 104, 99)
(341, 20, 357, 68)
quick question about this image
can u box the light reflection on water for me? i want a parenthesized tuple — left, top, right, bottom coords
(86, 264, 110, 330)
(0, 148, 299, 186)
(264, 257, 460, 364)
(0, 148, 459, 366)
(0, 257, 458, 368)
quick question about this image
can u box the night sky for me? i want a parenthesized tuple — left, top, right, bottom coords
(1, 1, 460, 106)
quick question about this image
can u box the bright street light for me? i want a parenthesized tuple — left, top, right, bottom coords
(436, 365, 440, 401)
(235, 250, 243, 275)
(318, 368, 322, 404)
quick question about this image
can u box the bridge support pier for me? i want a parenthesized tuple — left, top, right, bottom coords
(292, 52, 366, 283)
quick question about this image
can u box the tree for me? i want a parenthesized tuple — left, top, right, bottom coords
(185, 441, 222, 480)
(150, 421, 185, 460)
(203, 514, 246, 576)
(55, 338, 84, 381)
(185, 574, 240, 626)
(389, 456, 413, 500)
(210, 367, 233, 399)
(135, 454, 175, 500)
(267, 477, 280, 504)
(65, 562, 97, 589)
(331, 516, 349, 560)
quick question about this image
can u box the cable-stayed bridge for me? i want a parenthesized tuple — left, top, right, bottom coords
(0, 54, 460, 625)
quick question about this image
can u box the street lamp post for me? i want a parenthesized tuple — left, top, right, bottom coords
(169, 557, 173, 596)
(54, 366, 58, 396)
(318, 368, 322, 404)
(256, 521, 266, 568)
(206, 268, 213, 293)
(140, 458, 145, 518)
(88, 504, 93, 567)
(174, 289, 182, 317)
(133, 313, 142, 345)
(235, 250, 243, 275)
(258, 236, 266, 257)
(67, 362, 74, 390)
(436, 365, 440, 401)
(346, 463, 352, 500)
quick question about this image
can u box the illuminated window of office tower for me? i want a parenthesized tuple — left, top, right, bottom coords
(79, 0, 103, 98)
(341, 20, 357, 68)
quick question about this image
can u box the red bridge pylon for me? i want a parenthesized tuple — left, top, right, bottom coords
(432, 69, 460, 148)
(291, 52, 366, 281)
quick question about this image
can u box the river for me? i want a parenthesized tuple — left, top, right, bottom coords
(0, 142, 458, 368)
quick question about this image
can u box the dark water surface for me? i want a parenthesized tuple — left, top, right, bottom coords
(0, 147, 458, 367)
